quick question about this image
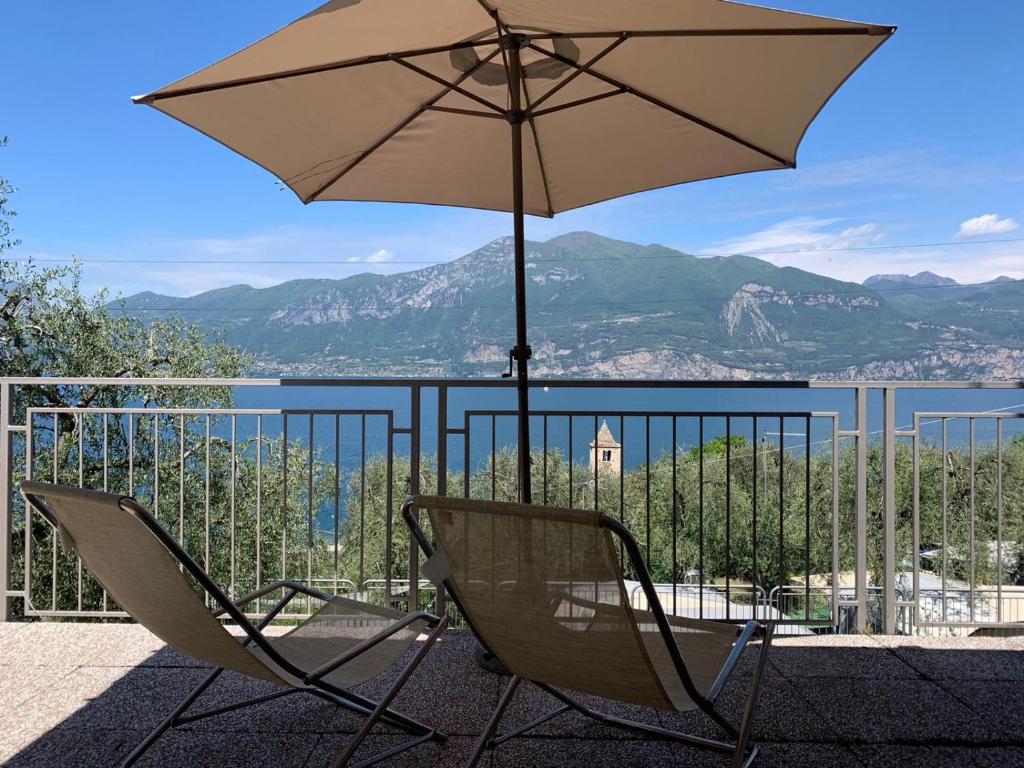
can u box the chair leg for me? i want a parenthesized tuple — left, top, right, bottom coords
(732, 624, 775, 768)
(465, 674, 522, 768)
(119, 666, 224, 767)
(330, 617, 449, 768)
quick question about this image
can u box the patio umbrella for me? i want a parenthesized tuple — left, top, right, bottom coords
(133, 0, 893, 503)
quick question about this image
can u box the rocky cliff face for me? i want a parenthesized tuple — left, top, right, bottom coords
(118, 232, 1024, 380)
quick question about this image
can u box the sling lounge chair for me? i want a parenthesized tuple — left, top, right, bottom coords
(21, 481, 449, 768)
(402, 494, 774, 768)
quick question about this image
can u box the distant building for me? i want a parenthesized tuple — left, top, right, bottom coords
(589, 419, 622, 475)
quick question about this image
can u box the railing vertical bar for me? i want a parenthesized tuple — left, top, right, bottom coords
(569, 416, 574, 509)
(282, 415, 289, 585)
(912, 415, 921, 632)
(334, 413, 340, 594)
(77, 414, 84, 611)
(256, 414, 262, 591)
(437, 385, 448, 498)
(24, 408, 33, 611)
(882, 387, 896, 634)
(593, 415, 599, 512)
(305, 417, 313, 561)
(725, 416, 731, 621)
(491, 414, 497, 502)
(673, 416, 679, 617)
(409, 386, 421, 612)
(230, 414, 237, 598)
(698, 416, 704, 620)
(645, 415, 651, 565)
(463, 412, 470, 499)
(386, 412, 394, 607)
(619, 414, 625, 569)
(102, 414, 109, 493)
(854, 386, 868, 632)
(941, 417, 948, 623)
(128, 412, 134, 496)
(831, 416, 840, 629)
(542, 414, 548, 506)
(102, 413, 109, 611)
(360, 414, 367, 590)
(969, 417, 976, 622)
(307, 414, 314, 612)
(153, 413, 159, 519)
(204, 414, 211, 601)
(805, 415, 811, 622)
(0, 383, 12, 621)
(752, 415, 758, 622)
(778, 415, 784, 615)
(996, 418, 1003, 623)
(178, 415, 185, 544)
(51, 412, 58, 611)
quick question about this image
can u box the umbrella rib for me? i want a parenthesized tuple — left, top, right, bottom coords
(519, 76, 555, 218)
(527, 27, 895, 41)
(530, 36, 627, 112)
(425, 105, 504, 119)
(526, 42, 794, 169)
(390, 58, 507, 115)
(303, 47, 504, 202)
(134, 38, 502, 103)
(531, 88, 626, 119)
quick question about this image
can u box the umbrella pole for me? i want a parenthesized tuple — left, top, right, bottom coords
(507, 38, 532, 505)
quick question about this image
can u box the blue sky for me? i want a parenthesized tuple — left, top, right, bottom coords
(4, 1, 1023, 297)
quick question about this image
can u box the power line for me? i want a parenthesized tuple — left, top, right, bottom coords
(7, 235, 1024, 266)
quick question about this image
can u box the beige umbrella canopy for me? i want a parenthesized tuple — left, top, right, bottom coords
(134, 0, 894, 501)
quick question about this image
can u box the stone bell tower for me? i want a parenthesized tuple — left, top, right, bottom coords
(589, 419, 622, 476)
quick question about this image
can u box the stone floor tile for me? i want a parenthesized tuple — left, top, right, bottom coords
(942, 680, 1024, 742)
(769, 637, 918, 680)
(137, 730, 322, 768)
(660, 668, 840, 744)
(851, 744, 1024, 768)
(307, 734, 476, 768)
(791, 677, 996, 744)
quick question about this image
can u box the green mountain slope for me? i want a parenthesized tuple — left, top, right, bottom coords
(114, 232, 1024, 379)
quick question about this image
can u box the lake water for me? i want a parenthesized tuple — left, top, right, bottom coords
(230, 380, 1024, 471)
(225, 381, 1024, 534)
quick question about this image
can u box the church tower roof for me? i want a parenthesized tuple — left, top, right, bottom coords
(590, 419, 621, 448)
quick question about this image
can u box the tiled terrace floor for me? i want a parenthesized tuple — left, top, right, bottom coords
(1, 623, 1022, 767)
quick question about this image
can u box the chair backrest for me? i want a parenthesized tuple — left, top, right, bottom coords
(407, 495, 692, 710)
(20, 481, 283, 684)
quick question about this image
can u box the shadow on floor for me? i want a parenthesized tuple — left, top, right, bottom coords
(2, 629, 1024, 768)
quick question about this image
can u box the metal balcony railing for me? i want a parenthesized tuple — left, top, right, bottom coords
(1, 376, 1021, 635)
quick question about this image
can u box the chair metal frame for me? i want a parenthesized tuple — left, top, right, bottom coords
(22, 485, 449, 768)
(402, 494, 774, 768)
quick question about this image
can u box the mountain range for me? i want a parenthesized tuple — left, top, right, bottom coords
(115, 232, 1024, 380)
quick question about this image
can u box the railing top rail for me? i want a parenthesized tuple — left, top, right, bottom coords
(2, 376, 1021, 389)
(913, 411, 1024, 419)
(24, 406, 397, 416)
(461, 408, 839, 418)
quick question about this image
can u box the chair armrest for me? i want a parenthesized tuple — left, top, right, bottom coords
(211, 580, 332, 618)
(706, 620, 764, 702)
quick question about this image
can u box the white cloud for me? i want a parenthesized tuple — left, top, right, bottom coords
(365, 249, 394, 263)
(701, 217, 1024, 284)
(956, 213, 1018, 239)
(704, 217, 885, 262)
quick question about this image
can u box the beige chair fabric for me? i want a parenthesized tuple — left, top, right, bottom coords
(134, 0, 892, 216)
(20, 482, 424, 689)
(252, 596, 428, 689)
(418, 495, 738, 712)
